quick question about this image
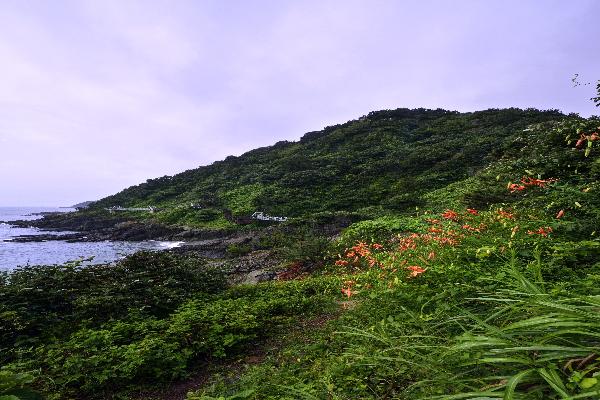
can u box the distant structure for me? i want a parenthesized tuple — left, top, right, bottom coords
(251, 211, 288, 222)
(106, 206, 157, 213)
(190, 203, 203, 209)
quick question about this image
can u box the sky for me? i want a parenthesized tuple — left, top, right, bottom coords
(0, 0, 598, 206)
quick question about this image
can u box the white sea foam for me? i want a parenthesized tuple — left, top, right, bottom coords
(160, 241, 184, 249)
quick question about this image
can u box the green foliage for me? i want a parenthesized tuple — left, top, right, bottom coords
(6, 275, 338, 398)
(226, 243, 253, 257)
(427, 267, 600, 399)
(339, 215, 426, 243)
(83, 108, 568, 227)
(155, 207, 234, 227)
(0, 252, 226, 364)
(276, 228, 331, 268)
(222, 184, 264, 215)
(0, 370, 42, 400)
(191, 117, 600, 399)
(6, 109, 600, 399)
(194, 244, 600, 400)
(194, 208, 222, 222)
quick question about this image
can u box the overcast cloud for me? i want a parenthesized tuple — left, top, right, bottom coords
(0, 0, 598, 206)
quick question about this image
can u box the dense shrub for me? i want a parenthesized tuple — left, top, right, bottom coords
(17, 279, 338, 398)
(0, 252, 226, 363)
(0, 369, 43, 400)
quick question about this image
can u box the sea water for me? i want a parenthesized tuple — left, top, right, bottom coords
(0, 207, 182, 271)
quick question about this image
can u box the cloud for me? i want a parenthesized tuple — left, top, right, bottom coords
(0, 0, 598, 205)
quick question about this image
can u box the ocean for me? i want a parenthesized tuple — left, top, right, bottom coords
(0, 207, 182, 271)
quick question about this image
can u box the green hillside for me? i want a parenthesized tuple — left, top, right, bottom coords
(2, 107, 600, 400)
(90, 108, 570, 228)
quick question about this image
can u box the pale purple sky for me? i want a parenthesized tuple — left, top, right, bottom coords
(0, 0, 598, 206)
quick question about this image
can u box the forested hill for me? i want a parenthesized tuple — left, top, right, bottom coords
(89, 108, 568, 226)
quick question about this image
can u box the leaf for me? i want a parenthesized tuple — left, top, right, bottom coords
(503, 369, 534, 400)
(228, 389, 256, 399)
(427, 392, 504, 399)
(580, 377, 598, 389)
(538, 367, 570, 398)
(2, 390, 44, 400)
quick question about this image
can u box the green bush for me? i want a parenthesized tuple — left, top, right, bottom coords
(226, 243, 252, 257)
(10, 278, 338, 398)
(0, 252, 227, 364)
(277, 230, 331, 268)
(0, 369, 43, 400)
(339, 215, 426, 243)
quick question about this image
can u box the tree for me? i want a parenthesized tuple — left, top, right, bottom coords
(572, 74, 599, 106)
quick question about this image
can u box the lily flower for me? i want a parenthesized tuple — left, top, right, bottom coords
(442, 209, 459, 221)
(406, 265, 426, 277)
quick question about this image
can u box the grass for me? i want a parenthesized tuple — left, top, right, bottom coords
(191, 264, 600, 400)
(190, 202, 600, 399)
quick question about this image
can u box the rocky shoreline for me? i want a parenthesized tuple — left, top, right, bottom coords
(4, 216, 255, 255)
(3, 209, 349, 247)
(5, 212, 181, 240)
(4, 211, 234, 241)
(2, 211, 292, 281)
(2, 210, 351, 283)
